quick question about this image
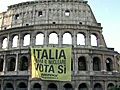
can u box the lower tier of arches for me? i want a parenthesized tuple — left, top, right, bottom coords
(0, 76, 120, 90)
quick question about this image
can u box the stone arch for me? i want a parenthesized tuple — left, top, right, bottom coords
(33, 83, 41, 90)
(106, 58, 113, 71)
(17, 82, 27, 90)
(77, 32, 85, 45)
(91, 33, 98, 46)
(35, 32, 44, 45)
(63, 32, 72, 44)
(12, 35, 18, 47)
(93, 57, 101, 71)
(2, 37, 8, 49)
(48, 83, 57, 90)
(23, 33, 30, 46)
(0, 58, 4, 72)
(78, 83, 88, 90)
(94, 83, 103, 90)
(78, 56, 87, 71)
(49, 32, 58, 44)
(7, 57, 16, 71)
(19, 56, 28, 71)
(63, 83, 73, 90)
(107, 83, 114, 90)
(5, 83, 14, 90)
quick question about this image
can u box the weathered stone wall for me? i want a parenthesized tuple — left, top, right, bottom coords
(0, 0, 119, 90)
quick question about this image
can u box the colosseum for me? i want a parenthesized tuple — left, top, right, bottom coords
(0, 0, 120, 90)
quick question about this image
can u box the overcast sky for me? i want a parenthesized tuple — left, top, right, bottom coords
(0, 0, 120, 53)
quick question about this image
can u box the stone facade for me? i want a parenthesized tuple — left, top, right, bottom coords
(0, 0, 120, 90)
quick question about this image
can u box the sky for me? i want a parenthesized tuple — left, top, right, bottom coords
(0, 0, 120, 53)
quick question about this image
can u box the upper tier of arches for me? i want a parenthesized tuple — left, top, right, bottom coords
(0, 29, 106, 49)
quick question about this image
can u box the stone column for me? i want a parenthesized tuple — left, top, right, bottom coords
(114, 55, 117, 72)
(30, 32, 35, 47)
(74, 51, 77, 74)
(88, 54, 93, 72)
(75, 88, 78, 90)
(104, 81, 107, 90)
(14, 80, 16, 90)
(28, 80, 31, 90)
(89, 80, 93, 90)
(42, 82, 47, 90)
(113, 56, 116, 72)
(58, 31, 62, 47)
(18, 33, 23, 48)
(15, 53, 19, 73)
(102, 54, 106, 72)
(97, 35, 101, 47)
(72, 31, 77, 47)
(0, 39, 2, 48)
(57, 82, 61, 90)
(86, 31, 91, 47)
(1, 79, 4, 90)
(44, 31, 48, 46)
(7, 34, 12, 49)
(98, 33, 102, 47)
(3, 54, 6, 73)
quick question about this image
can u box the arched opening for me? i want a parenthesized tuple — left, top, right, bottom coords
(78, 83, 88, 90)
(107, 83, 114, 90)
(78, 56, 87, 71)
(35, 33, 44, 45)
(91, 34, 97, 46)
(2, 37, 8, 49)
(93, 57, 101, 71)
(63, 32, 72, 44)
(5, 83, 14, 90)
(0, 58, 4, 72)
(38, 11, 43, 17)
(94, 83, 103, 90)
(65, 10, 70, 16)
(7, 57, 16, 71)
(23, 34, 30, 46)
(12, 35, 18, 47)
(48, 83, 57, 90)
(33, 83, 41, 90)
(49, 32, 58, 44)
(64, 83, 73, 90)
(17, 82, 27, 90)
(19, 56, 28, 71)
(106, 58, 113, 71)
(77, 33, 85, 45)
(15, 14, 19, 20)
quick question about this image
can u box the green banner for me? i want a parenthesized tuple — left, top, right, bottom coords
(31, 47, 71, 81)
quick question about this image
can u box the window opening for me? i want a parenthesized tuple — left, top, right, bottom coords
(65, 10, 70, 16)
(35, 33, 44, 45)
(15, 14, 19, 20)
(23, 34, 30, 46)
(77, 33, 85, 45)
(78, 56, 87, 71)
(12, 35, 18, 47)
(49, 33, 58, 44)
(19, 56, 28, 71)
(93, 57, 101, 71)
(38, 11, 43, 17)
(63, 32, 72, 44)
